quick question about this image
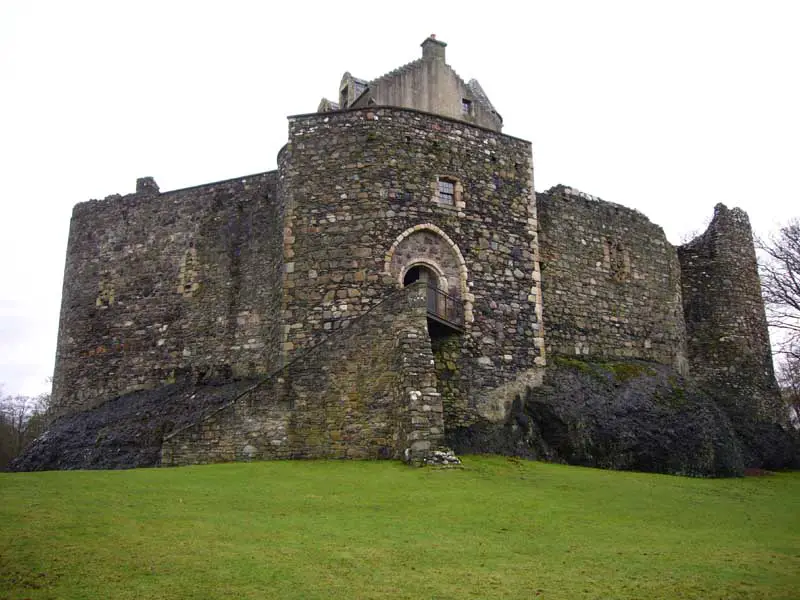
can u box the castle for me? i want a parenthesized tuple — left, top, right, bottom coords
(50, 37, 784, 467)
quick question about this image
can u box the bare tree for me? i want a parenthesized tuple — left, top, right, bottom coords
(777, 358, 800, 429)
(758, 219, 800, 426)
(758, 219, 800, 359)
(0, 387, 51, 468)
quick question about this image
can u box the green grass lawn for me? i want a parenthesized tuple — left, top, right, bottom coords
(1, 457, 798, 600)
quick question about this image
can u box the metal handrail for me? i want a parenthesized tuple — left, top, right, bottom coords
(426, 282, 464, 328)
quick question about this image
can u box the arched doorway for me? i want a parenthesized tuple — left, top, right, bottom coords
(403, 264, 439, 288)
(385, 223, 473, 327)
(401, 262, 463, 333)
(402, 264, 446, 327)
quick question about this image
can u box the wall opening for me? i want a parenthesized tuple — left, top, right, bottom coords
(385, 224, 473, 325)
(402, 262, 463, 342)
(403, 264, 437, 287)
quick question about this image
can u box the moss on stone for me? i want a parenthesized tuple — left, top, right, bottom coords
(601, 362, 657, 383)
(655, 375, 688, 408)
(553, 357, 608, 383)
(554, 357, 657, 384)
(554, 356, 591, 373)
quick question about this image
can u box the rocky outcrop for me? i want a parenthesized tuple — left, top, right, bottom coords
(448, 358, 798, 477)
(9, 379, 255, 471)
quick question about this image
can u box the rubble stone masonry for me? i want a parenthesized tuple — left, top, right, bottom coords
(678, 204, 784, 425)
(537, 185, 688, 372)
(52, 172, 284, 416)
(161, 284, 441, 465)
(50, 104, 783, 465)
(279, 107, 545, 424)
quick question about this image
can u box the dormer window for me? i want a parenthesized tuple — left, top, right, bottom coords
(437, 178, 455, 205)
(461, 98, 472, 115)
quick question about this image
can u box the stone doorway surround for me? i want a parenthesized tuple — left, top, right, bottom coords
(384, 223, 473, 324)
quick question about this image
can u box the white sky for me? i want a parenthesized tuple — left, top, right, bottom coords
(1, 0, 798, 397)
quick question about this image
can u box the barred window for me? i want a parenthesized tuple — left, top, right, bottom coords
(438, 178, 455, 205)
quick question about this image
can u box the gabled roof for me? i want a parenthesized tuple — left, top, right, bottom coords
(317, 98, 340, 112)
(317, 36, 502, 129)
(466, 78, 501, 123)
(364, 49, 501, 124)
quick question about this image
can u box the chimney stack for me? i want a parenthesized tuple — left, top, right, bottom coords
(421, 34, 446, 62)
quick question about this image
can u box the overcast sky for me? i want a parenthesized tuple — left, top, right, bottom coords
(1, 0, 798, 397)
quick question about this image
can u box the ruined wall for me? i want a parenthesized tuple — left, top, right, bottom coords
(678, 204, 783, 424)
(279, 106, 544, 424)
(161, 284, 442, 465)
(537, 185, 688, 370)
(52, 172, 284, 417)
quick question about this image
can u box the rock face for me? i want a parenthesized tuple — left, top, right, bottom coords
(18, 356, 794, 475)
(448, 358, 798, 477)
(10, 380, 254, 471)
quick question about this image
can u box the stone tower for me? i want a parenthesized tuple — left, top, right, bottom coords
(678, 204, 784, 426)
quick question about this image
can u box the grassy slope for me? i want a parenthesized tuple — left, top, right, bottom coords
(0, 457, 798, 600)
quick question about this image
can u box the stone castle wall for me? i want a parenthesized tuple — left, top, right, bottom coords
(49, 101, 786, 467)
(52, 172, 284, 417)
(678, 204, 783, 424)
(279, 107, 545, 421)
(161, 284, 441, 465)
(537, 185, 688, 371)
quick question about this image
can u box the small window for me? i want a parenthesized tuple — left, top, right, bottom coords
(461, 98, 472, 114)
(437, 178, 455, 205)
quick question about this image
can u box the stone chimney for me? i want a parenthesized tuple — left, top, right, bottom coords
(421, 34, 446, 61)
